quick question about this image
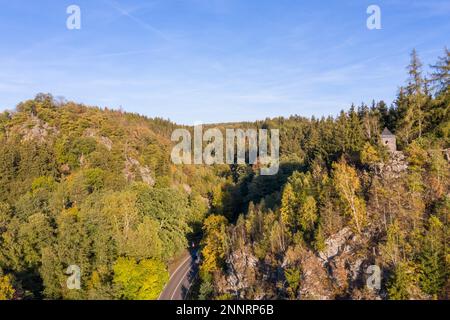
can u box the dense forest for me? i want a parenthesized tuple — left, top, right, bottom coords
(0, 49, 449, 300)
(0, 94, 223, 299)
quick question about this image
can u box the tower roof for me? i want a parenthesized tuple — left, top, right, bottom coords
(381, 127, 394, 137)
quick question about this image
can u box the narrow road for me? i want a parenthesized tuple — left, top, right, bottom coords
(159, 250, 199, 300)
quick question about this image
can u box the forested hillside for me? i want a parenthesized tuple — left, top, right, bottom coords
(0, 49, 449, 300)
(0, 97, 223, 299)
(197, 49, 449, 300)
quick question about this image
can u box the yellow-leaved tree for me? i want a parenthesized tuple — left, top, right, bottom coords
(332, 160, 367, 233)
(0, 274, 15, 300)
(113, 257, 168, 300)
(200, 215, 229, 275)
(280, 183, 296, 231)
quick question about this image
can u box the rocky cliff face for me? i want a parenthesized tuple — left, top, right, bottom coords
(123, 156, 155, 187)
(217, 226, 386, 300)
(16, 114, 59, 143)
(375, 151, 408, 178)
(218, 246, 259, 299)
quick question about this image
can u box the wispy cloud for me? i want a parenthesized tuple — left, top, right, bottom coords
(101, 0, 170, 41)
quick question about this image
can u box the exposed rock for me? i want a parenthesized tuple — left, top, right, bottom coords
(297, 249, 334, 300)
(218, 225, 384, 300)
(376, 151, 408, 178)
(220, 247, 258, 299)
(19, 115, 58, 143)
(99, 136, 113, 151)
(328, 255, 350, 292)
(349, 258, 364, 282)
(79, 154, 86, 167)
(84, 129, 113, 151)
(319, 227, 352, 262)
(123, 156, 155, 187)
(182, 184, 192, 194)
(139, 166, 155, 186)
(60, 164, 71, 174)
(443, 148, 450, 163)
(315, 228, 383, 299)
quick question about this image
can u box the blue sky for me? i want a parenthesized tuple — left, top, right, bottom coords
(0, 0, 449, 124)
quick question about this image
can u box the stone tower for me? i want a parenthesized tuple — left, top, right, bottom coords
(381, 128, 396, 152)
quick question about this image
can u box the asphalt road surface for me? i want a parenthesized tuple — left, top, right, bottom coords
(159, 250, 199, 300)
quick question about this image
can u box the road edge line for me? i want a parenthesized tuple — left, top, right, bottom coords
(158, 253, 192, 300)
(170, 262, 193, 300)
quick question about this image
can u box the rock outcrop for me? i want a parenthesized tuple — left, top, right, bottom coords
(376, 151, 408, 178)
(84, 128, 113, 151)
(219, 247, 259, 299)
(218, 226, 384, 300)
(19, 115, 58, 143)
(123, 156, 155, 187)
(297, 249, 335, 299)
(319, 227, 353, 262)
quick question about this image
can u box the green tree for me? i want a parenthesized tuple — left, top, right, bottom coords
(134, 185, 191, 260)
(429, 47, 449, 97)
(299, 196, 318, 233)
(387, 262, 419, 300)
(284, 267, 301, 299)
(397, 50, 429, 143)
(418, 216, 446, 298)
(19, 212, 53, 269)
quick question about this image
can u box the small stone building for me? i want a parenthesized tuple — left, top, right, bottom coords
(381, 128, 396, 152)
